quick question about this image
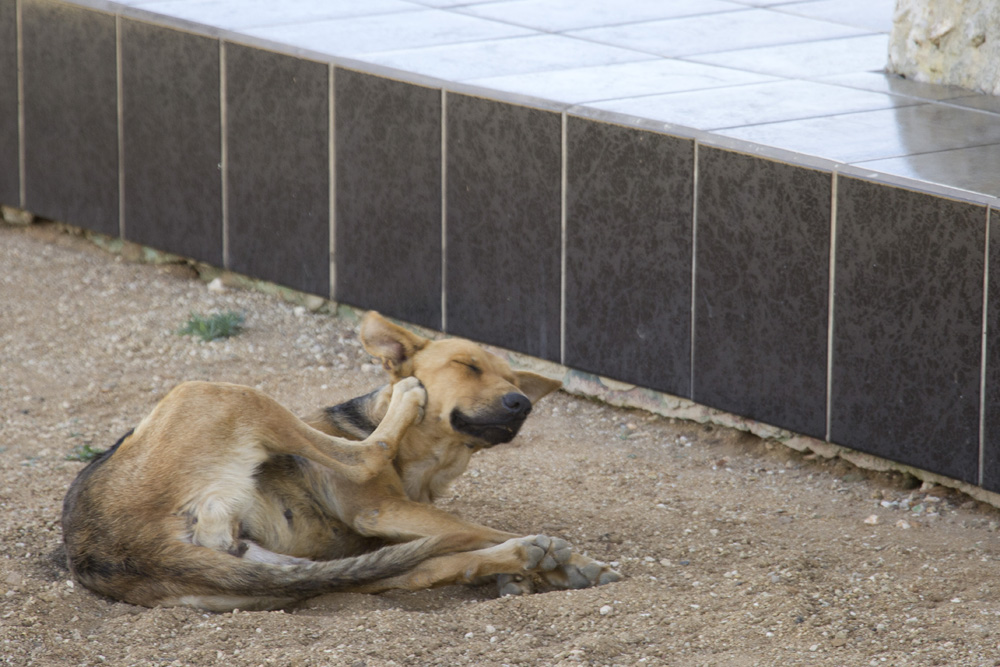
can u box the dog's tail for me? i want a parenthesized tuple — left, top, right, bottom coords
(78, 535, 459, 611)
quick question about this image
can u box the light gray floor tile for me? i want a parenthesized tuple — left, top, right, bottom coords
(857, 144, 1000, 196)
(689, 33, 889, 78)
(466, 58, 777, 104)
(568, 8, 869, 58)
(131, 0, 419, 30)
(364, 34, 650, 81)
(772, 0, 896, 33)
(456, 0, 741, 32)
(720, 104, 1000, 163)
(242, 9, 534, 57)
(592, 79, 912, 130)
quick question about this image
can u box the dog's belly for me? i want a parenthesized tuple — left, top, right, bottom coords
(243, 455, 384, 561)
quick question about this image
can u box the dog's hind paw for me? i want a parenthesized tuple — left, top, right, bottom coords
(540, 554, 622, 590)
(521, 534, 572, 572)
(390, 376, 426, 425)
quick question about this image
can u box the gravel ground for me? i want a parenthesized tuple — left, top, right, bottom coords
(2, 221, 1000, 666)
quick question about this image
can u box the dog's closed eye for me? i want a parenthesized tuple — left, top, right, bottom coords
(454, 360, 482, 375)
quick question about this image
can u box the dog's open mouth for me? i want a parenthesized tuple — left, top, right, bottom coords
(450, 410, 526, 446)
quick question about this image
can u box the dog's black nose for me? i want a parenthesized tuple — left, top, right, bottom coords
(501, 392, 532, 417)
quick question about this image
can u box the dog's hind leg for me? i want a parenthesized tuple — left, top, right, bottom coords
(347, 535, 577, 594)
(224, 378, 425, 484)
(277, 378, 424, 482)
(160, 379, 424, 552)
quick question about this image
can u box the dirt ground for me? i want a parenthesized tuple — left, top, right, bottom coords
(2, 221, 1000, 666)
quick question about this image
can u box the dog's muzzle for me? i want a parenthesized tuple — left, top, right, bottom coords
(450, 392, 532, 446)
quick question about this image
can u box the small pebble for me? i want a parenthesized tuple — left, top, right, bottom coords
(864, 515, 879, 525)
(599, 605, 613, 616)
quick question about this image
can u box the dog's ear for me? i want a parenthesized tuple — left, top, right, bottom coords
(514, 371, 562, 403)
(360, 312, 429, 379)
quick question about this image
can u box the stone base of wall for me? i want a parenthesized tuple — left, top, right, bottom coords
(888, 0, 1000, 94)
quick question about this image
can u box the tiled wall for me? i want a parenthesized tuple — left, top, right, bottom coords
(120, 17, 222, 266)
(2, 0, 998, 493)
(0, 0, 16, 207)
(21, 1, 118, 235)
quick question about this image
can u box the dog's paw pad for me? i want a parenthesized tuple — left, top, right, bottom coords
(521, 535, 570, 571)
(395, 376, 422, 392)
(523, 543, 546, 570)
(551, 538, 572, 565)
(497, 573, 533, 597)
(575, 560, 621, 588)
(564, 565, 592, 589)
(598, 569, 623, 586)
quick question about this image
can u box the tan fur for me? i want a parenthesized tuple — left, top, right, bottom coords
(62, 312, 620, 610)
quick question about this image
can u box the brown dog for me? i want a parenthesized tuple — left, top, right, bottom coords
(62, 312, 620, 610)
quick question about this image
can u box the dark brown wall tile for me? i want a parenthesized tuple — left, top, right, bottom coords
(121, 20, 222, 265)
(22, 0, 118, 234)
(565, 117, 693, 396)
(695, 148, 831, 439)
(225, 43, 329, 296)
(334, 69, 441, 329)
(831, 177, 984, 483)
(445, 94, 561, 360)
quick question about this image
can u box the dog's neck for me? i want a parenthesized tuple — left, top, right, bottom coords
(343, 383, 479, 504)
(394, 433, 474, 504)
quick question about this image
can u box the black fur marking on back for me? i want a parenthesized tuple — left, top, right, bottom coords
(68, 428, 133, 484)
(94, 429, 133, 466)
(323, 388, 381, 439)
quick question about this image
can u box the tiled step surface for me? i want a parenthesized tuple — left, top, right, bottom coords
(2, 0, 999, 491)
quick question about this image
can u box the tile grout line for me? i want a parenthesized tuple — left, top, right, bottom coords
(826, 171, 839, 443)
(329, 65, 336, 301)
(15, 0, 25, 208)
(116, 15, 125, 239)
(560, 112, 567, 366)
(689, 140, 699, 399)
(219, 40, 229, 269)
(440, 89, 448, 333)
(979, 207, 991, 487)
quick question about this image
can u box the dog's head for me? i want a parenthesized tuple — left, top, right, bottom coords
(360, 311, 561, 449)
